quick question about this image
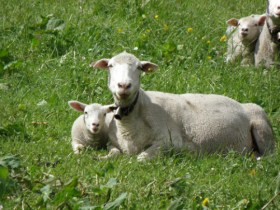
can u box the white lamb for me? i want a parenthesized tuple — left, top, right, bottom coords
(92, 52, 275, 161)
(68, 100, 115, 154)
(226, 14, 266, 65)
(255, 0, 280, 67)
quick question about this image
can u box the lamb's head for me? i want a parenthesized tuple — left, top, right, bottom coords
(92, 52, 158, 107)
(68, 101, 115, 134)
(227, 15, 266, 43)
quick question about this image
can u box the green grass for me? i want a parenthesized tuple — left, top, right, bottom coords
(1, 0, 280, 209)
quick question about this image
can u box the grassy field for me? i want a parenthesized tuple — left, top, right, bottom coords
(1, 0, 280, 209)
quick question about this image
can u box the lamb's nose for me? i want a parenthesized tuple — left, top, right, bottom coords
(242, 28, 248, 32)
(118, 82, 131, 90)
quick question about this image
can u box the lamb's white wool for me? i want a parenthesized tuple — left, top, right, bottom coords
(68, 101, 115, 154)
(255, 0, 280, 67)
(93, 52, 275, 161)
(226, 14, 266, 65)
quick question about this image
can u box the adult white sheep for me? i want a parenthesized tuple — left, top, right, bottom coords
(241, 103, 275, 155)
(92, 52, 275, 161)
(68, 100, 116, 154)
(255, 0, 280, 67)
(226, 14, 266, 65)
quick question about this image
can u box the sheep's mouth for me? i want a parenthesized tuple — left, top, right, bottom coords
(116, 93, 130, 100)
(275, 11, 280, 16)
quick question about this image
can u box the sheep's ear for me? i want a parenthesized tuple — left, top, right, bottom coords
(91, 59, 110, 69)
(140, 61, 158, 73)
(258, 15, 266, 26)
(68, 101, 87, 112)
(104, 105, 118, 113)
(227, 18, 239, 26)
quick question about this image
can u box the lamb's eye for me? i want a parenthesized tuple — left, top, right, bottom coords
(84, 111, 88, 115)
(108, 64, 113, 68)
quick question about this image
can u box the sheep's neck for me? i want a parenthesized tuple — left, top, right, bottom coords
(267, 18, 280, 44)
(114, 91, 139, 120)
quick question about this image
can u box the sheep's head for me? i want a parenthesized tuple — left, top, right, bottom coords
(268, 0, 280, 20)
(92, 52, 158, 107)
(68, 101, 115, 134)
(227, 15, 266, 43)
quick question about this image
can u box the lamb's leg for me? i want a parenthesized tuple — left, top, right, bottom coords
(72, 143, 84, 154)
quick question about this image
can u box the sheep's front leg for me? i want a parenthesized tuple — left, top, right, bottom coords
(72, 143, 85, 154)
(100, 145, 121, 159)
(137, 143, 163, 161)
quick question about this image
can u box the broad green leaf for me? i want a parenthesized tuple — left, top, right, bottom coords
(40, 184, 52, 202)
(101, 178, 117, 189)
(167, 198, 184, 210)
(0, 155, 20, 169)
(104, 192, 127, 210)
(46, 18, 65, 31)
(0, 166, 9, 180)
(53, 178, 81, 204)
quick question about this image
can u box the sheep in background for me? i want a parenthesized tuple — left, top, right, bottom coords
(68, 101, 116, 154)
(255, 0, 280, 67)
(226, 14, 266, 65)
(92, 52, 275, 161)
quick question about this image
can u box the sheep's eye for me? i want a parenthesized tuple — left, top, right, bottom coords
(104, 113, 107, 116)
(108, 64, 113, 68)
(84, 111, 88, 115)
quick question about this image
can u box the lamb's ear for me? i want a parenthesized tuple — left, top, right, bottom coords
(68, 101, 87, 112)
(226, 18, 239, 26)
(91, 59, 110, 69)
(104, 105, 118, 113)
(258, 15, 266, 26)
(139, 61, 158, 73)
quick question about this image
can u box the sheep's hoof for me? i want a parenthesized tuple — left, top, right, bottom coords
(92, 156, 102, 161)
(137, 152, 151, 162)
(74, 150, 81, 154)
(73, 145, 84, 154)
(98, 155, 109, 160)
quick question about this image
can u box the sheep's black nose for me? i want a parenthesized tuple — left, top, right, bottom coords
(118, 82, 131, 90)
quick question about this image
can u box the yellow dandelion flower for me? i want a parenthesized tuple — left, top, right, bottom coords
(187, 27, 193, 33)
(249, 168, 256, 176)
(207, 56, 212, 60)
(202, 197, 209, 206)
(146, 29, 151, 33)
(154, 15, 159, 19)
(117, 28, 123, 33)
(220, 35, 227, 42)
(207, 40, 211, 45)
